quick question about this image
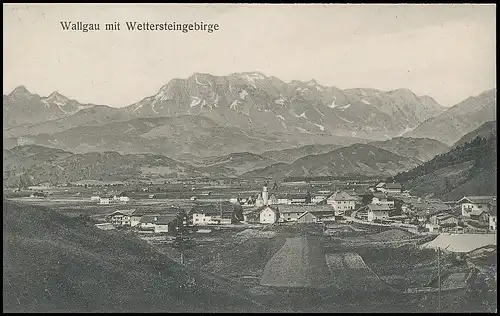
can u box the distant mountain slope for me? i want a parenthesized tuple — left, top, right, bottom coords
(261, 144, 343, 163)
(3, 86, 103, 130)
(3, 145, 209, 187)
(368, 137, 449, 162)
(3, 115, 294, 159)
(393, 134, 497, 200)
(4, 105, 132, 138)
(243, 143, 421, 179)
(195, 152, 278, 176)
(452, 121, 496, 149)
(404, 89, 496, 145)
(3, 201, 263, 312)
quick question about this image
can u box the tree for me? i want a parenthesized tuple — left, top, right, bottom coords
(170, 209, 195, 264)
(361, 193, 374, 205)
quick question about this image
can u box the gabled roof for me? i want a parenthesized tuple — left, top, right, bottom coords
(327, 191, 357, 201)
(257, 205, 279, 215)
(155, 215, 178, 225)
(376, 182, 386, 188)
(367, 204, 394, 212)
(190, 203, 240, 218)
(385, 183, 402, 190)
(457, 196, 497, 205)
(108, 209, 136, 217)
(469, 209, 488, 216)
(278, 205, 333, 214)
(140, 215, 161, 223)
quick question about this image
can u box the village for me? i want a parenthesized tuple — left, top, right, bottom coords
(12, 178, 496, 239)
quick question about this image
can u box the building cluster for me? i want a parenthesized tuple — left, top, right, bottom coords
(90, 193, 130, 205)
(96, 207, 184, 234)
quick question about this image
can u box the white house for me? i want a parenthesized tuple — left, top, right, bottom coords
(99, 198, 110, 205)
(258, 206, 280, 224)
(326, 191, 358, 216)
(457, 196, 497, 218)
(90, 195, 101, 202)
(372, 194, 395, 207)
(107, 209, 136, 226)
(366, 204, 393, 222)
(312, 195, 328, 204)
(119, 196, 130, 203)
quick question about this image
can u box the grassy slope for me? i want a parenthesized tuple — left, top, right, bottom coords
(3, 201, 262, 313)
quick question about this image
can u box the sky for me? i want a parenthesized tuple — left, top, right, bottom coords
(3, 4, 496, 107)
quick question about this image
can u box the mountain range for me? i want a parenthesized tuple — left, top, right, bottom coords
(4, 72, 449, 146)
(3, 73, 496, 190)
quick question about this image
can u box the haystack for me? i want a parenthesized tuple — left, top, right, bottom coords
(259, 237, 332, 288)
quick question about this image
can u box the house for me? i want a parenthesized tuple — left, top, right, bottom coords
(366, 204, 393, 222)
(425, 223, 441, 233)
(90, 195, 101, 202)
(469, 209, 490, 223)
(258, 205, 280, 224)
(312, 195, 328, 204)
(130, 212, 144, 227)
(326, 191, 357, 216)
(457, 196, 497, 218)
(385, 183, 402, 194)
(190, 203, 241, 225)
(99, 197, 110, 205)
(148, 194, 155, 199)
(119, 196, 130, 203)
(107, 209, 136, 226)
(153, 215, 178, 233)
(138, 214, 177, 233)
(229, 197, 239, 204)
(489, 207, 497, 231)
(375, 182, 386, 192)
(371, 193, 395, 207)
(268, 194, 279, 205)
(297, 210, 336, 224)
(278, 205, 334, 222)
(139, 215, 160, 230)
(430, 213, 459, 226)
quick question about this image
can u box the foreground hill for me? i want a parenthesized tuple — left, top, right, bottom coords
(393, 134, 497, 200)
(405, 89, 496, 146)
(368, 137, 449, 162)
(3, 201, 263, 312)
(243, 144, 420, 179)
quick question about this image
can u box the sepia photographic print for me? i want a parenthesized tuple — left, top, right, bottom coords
(3, 3, 497, 313)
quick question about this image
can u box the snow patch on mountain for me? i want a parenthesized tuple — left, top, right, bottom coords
(328, 98, 338, 109)
(230, 100, 239, 110)
(190, 97, 202, 108)
(195, 74, 210, 87)
(314, 123, 325, 131)
(276, 115, 285, 121)
(338, 115, 354, 124)
(338, 103, 351, 110)
(274, 96, 286, 105)
(239, 90, 248, 100)
(361, 99, 370, 105)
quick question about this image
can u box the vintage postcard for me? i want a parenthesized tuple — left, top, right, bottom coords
(3, 3, 497, 313)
